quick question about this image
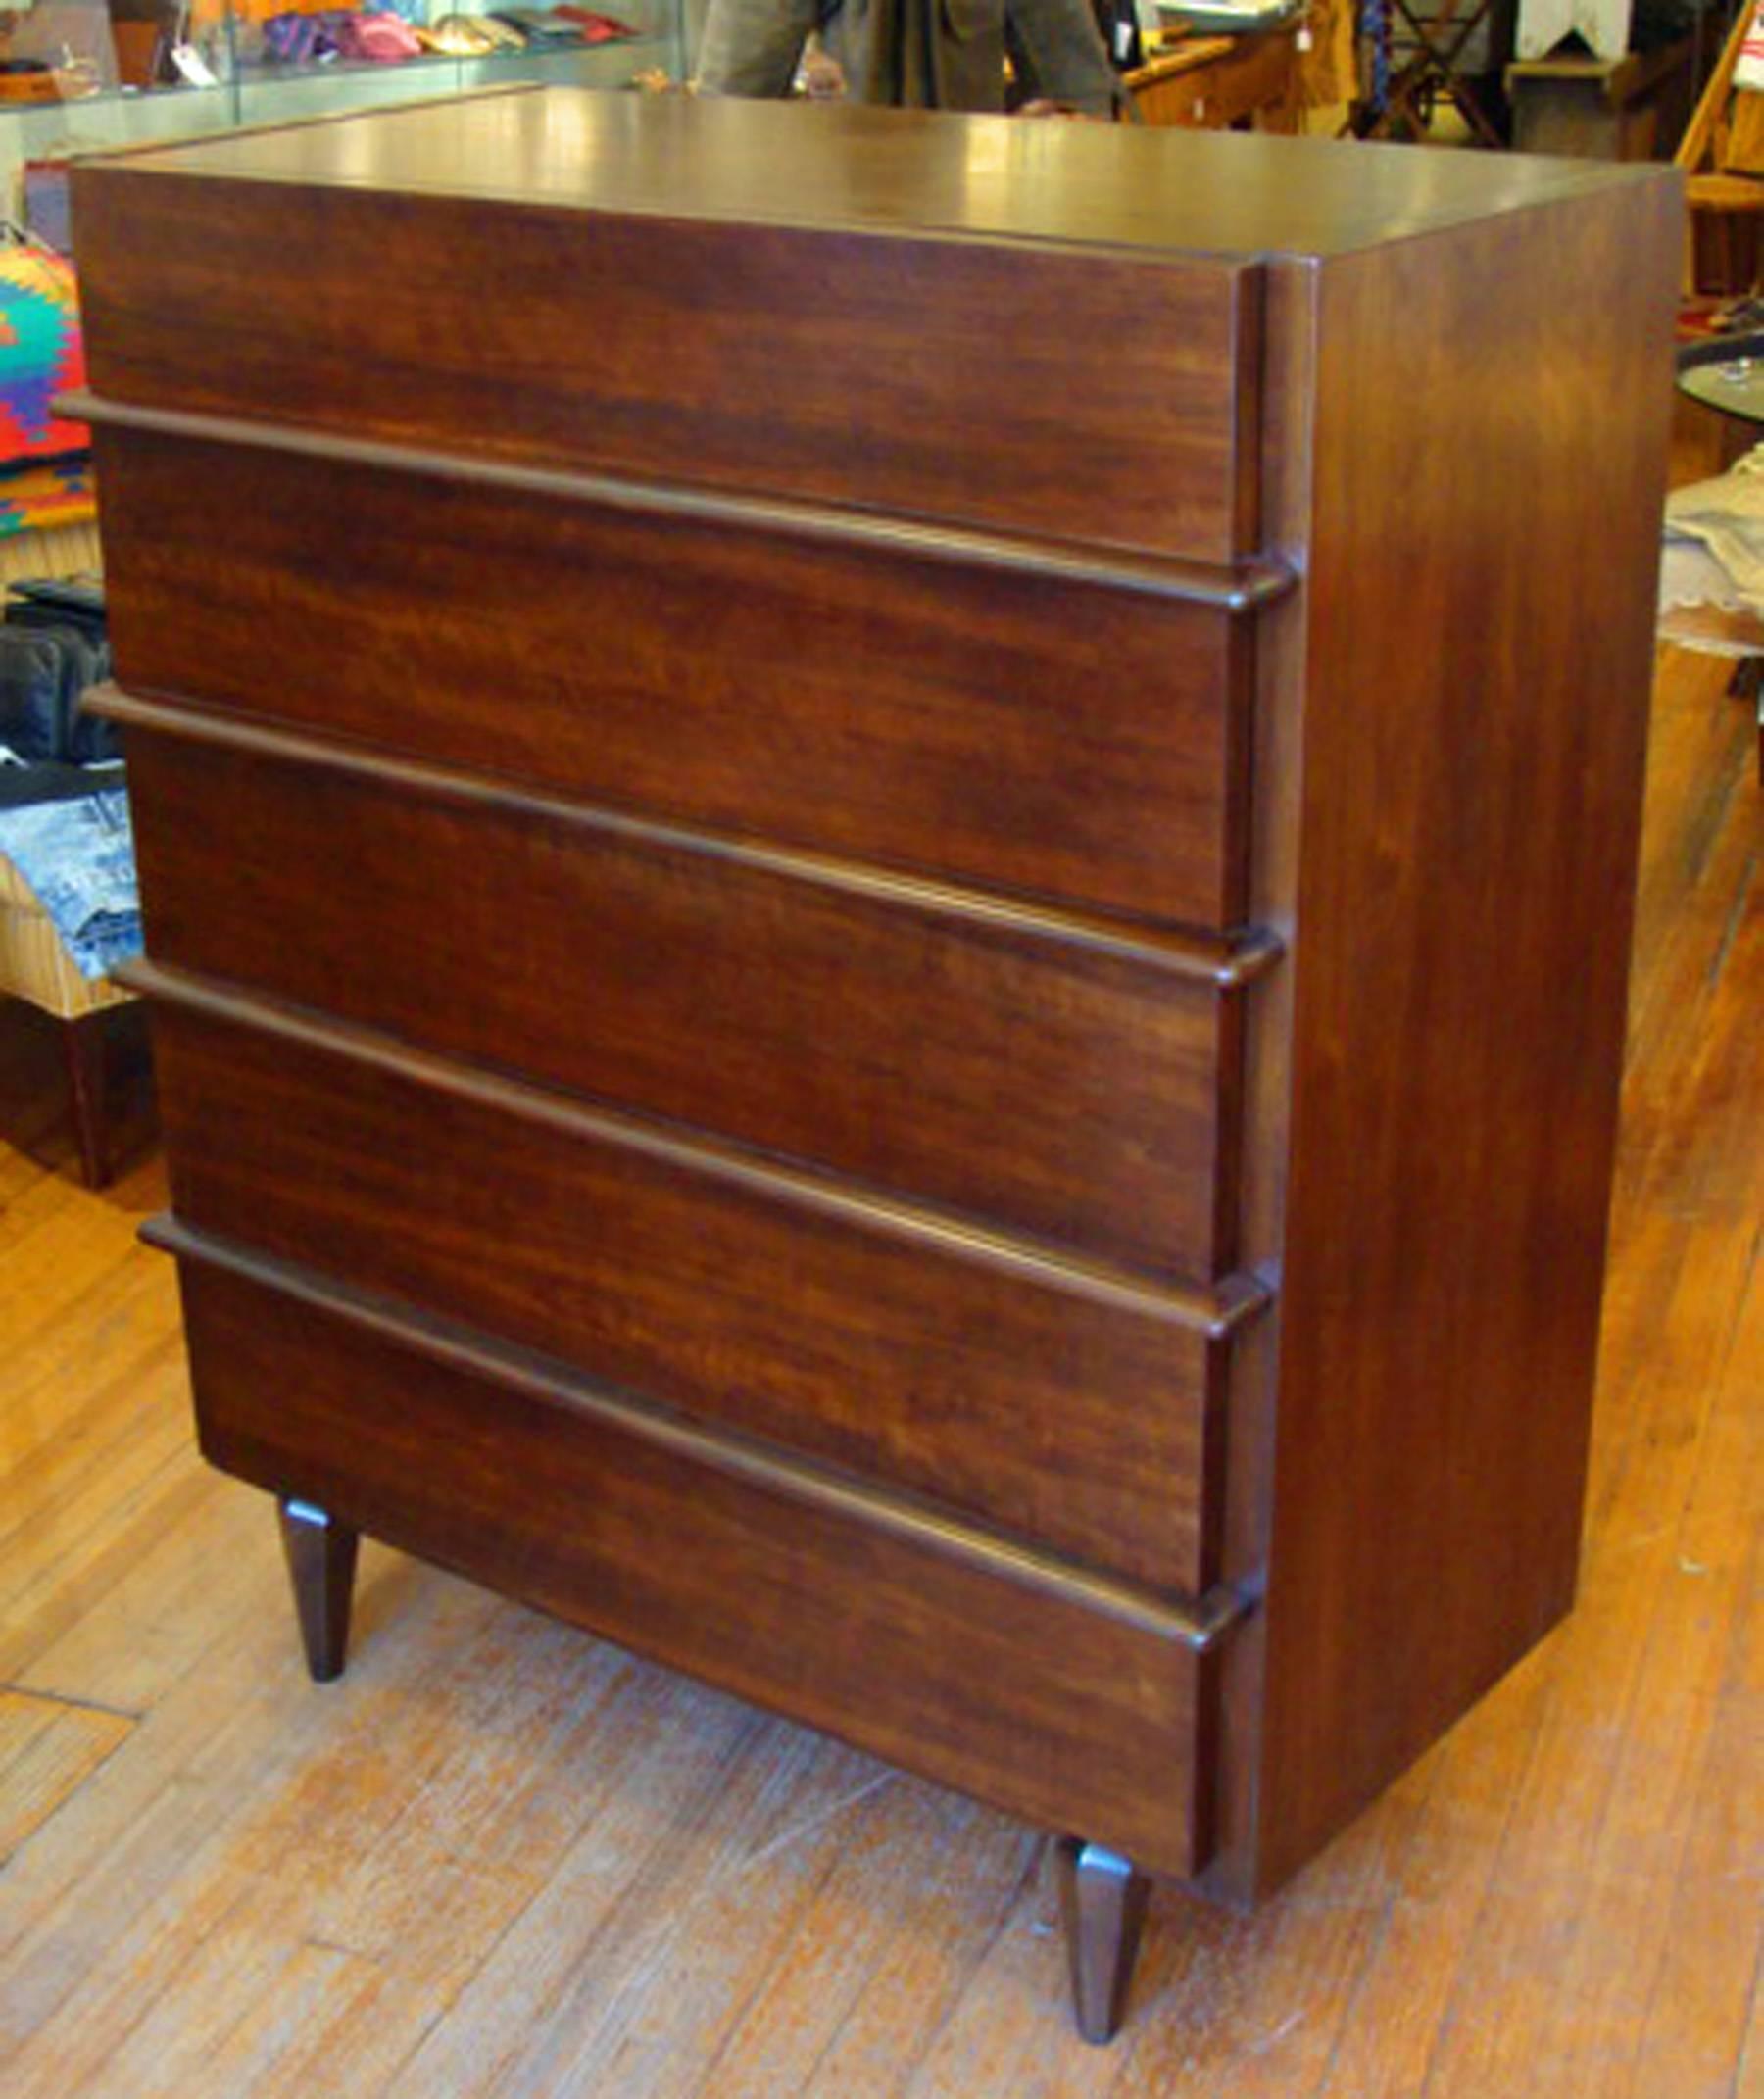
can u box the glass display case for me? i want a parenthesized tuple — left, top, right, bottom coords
(0, 0, 688, 214)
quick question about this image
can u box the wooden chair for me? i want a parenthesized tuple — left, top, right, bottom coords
(1353, 0, 1506, 146)
(0, 518, 139, 1187)
(1678, 0, 1764, 294)
(0, 856, 133, 1186)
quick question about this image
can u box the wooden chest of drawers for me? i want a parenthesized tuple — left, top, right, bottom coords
(72, 93, 1679, 2038)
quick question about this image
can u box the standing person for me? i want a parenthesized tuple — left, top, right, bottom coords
(695, 0, 1120, 116)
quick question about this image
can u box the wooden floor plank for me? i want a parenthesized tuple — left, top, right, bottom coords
(18, 1470, 260, 1714)
(1738, 1978, 1764, 2099)
(0, 1690, 134, 1863)
(1095, 1811, 1409, 2099)
(387, 1697, 845, 2098)
(26, 1597, 630, 2099)
(0, 1556, 504, 2083)
(1409, 687, 1762, 2099)
(726, 1790, 1034, 2099)
(1306, 1657, 1556, 2099)
(1624, 1239, 1764, 2099)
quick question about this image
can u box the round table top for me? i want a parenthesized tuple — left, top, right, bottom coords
(1680, 354, 1764, 426)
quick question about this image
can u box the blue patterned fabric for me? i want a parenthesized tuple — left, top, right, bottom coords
(1360, 0, 1389, 109)
(0, 770, 140, 979)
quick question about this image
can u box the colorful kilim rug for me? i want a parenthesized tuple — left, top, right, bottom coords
(0, 454, 95, 537)
(0, 242, 89, 467)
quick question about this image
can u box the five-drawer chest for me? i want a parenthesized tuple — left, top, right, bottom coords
(70, 92, 1679, 2038)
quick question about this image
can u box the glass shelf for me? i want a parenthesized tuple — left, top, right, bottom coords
(0, 1, 683, 210)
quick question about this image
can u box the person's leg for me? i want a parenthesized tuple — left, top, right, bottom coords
(696, 0, 822, 95)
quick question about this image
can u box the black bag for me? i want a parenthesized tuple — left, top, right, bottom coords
(7, 576, 108, 648)
(0, 620, 118, 765)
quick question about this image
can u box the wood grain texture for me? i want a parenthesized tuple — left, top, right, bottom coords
(72, 159, 1259, 562)
(147, 995, 1226, 1593)
(0, 630, 1758, 2090)
(66, 87, 1656, 267)
(1201, 250, 1317, 1907)
(122, 722, 1240, 1283)
(1243, 175, 1684, 1892)
(0, 1692, 133, 1864)
(99, 688, 1274, 992)
(62, 100, 1685, 2043)
(147, 1211, 1246, 1650)
(74, 392, 1293, 614)
(175, 1255, 1207, 1879)
(95, 427, 1256, 930)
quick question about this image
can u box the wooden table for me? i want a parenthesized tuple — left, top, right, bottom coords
(1124, 28, 1301, 128)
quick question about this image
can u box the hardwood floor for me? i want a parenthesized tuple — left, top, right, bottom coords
(0, 637, 1759, 2096)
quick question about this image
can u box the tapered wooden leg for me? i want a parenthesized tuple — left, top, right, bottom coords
(1056, 1836, 1151, 2045)
(276, 1497, 359, 1683)
(61, 1010, 110, 1190)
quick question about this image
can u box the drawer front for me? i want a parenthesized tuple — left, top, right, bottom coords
(152, 999, 1222, 1593)
(100, 427, 1251, 931)
(176, 1253, 1206, 1878)
(76, 168, 1259, 563)
(127, 724, 1239, 1282)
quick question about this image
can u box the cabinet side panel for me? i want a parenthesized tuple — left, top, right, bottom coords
(1251, 176, 1680, 1890)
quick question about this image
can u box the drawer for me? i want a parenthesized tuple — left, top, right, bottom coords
(125, 718, 1253, 1282)
(75, 141, 1261, 562)
(148, 994, 1237, 1594)
(99, 426, 1254, 931)
(173, 1247, 1210, 1879)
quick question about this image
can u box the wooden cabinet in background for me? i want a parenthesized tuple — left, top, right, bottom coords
(71, 94, 1679, 2040)
(1125, 29, 1302, 130)
(1506, 39, 1693, 160)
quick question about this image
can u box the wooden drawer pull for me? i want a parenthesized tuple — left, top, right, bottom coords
(148, 1211, 1257, 1653)
(62, 389, 1297, 614)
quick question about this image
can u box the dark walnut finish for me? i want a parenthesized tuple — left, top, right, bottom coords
(96, 425, 1259, 930)
(175, 1246, 1211, 1876)
(119, 709, 1248, 1282)
(275, 1495, 358, 1684)
(142, 982, 1233, 1594)
(74, 133, 1259, 564)
(1237, 187, 1683, 1895)
(74, 95, 1679, 2042)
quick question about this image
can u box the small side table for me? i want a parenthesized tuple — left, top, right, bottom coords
(1124, 28, 1301, 128)
(1505, 38, 1692, 159)
(1678, 343, 1764, 427)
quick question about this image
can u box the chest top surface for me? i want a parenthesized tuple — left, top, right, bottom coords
(90, 86, 1669, 263)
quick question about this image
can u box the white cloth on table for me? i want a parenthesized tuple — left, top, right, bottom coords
(1663, 441, 1764, 614)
